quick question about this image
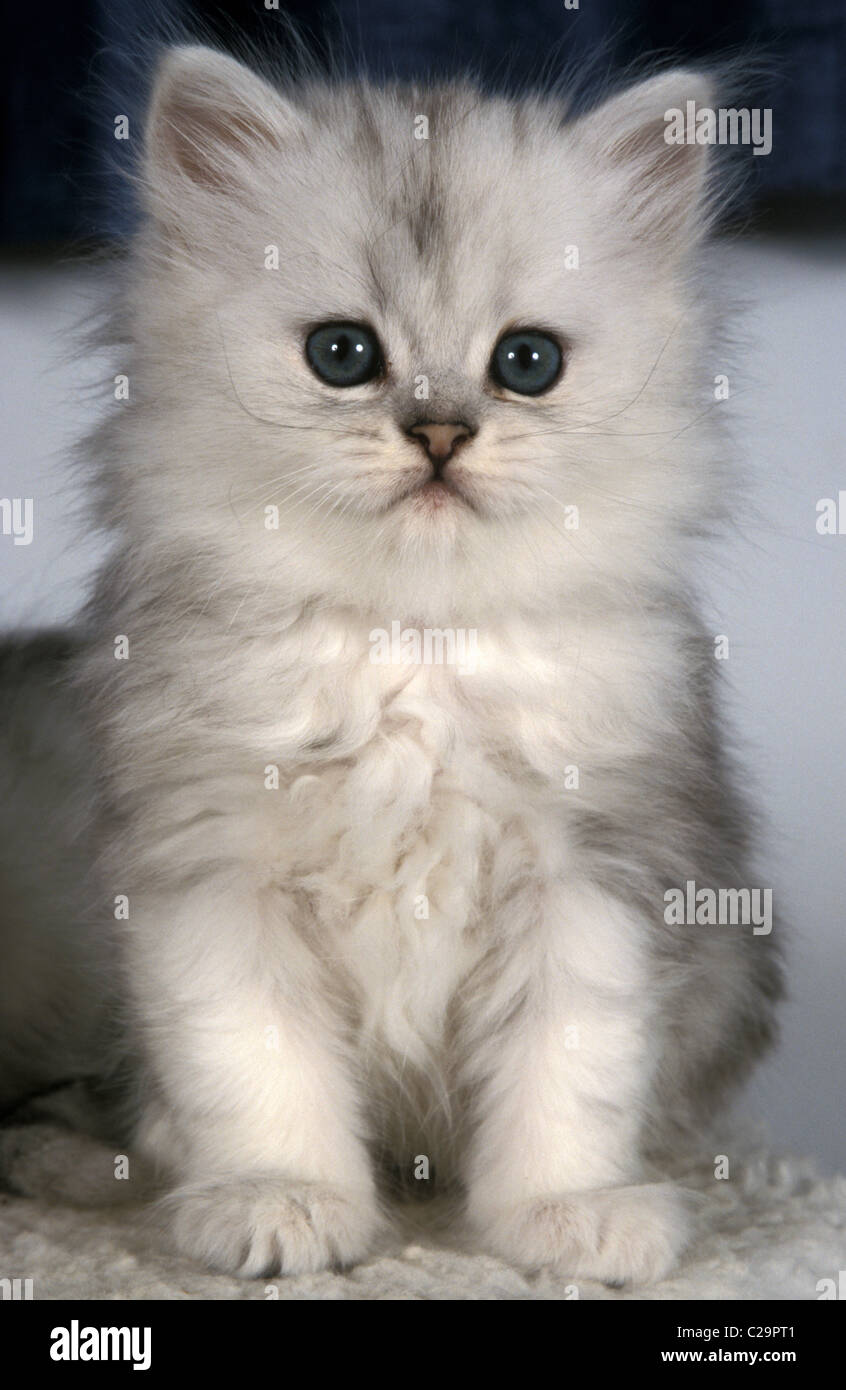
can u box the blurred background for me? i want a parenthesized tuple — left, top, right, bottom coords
(1, 1, 844, 1169)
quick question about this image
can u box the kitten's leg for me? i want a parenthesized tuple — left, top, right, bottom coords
(130, 880, 380, 1277)
(464, 881, 692, 1285)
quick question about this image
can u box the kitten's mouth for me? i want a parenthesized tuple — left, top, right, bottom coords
(393, 471, 478, 514)
(419, 477, 461, 506)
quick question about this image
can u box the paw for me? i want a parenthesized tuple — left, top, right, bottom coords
(474, 1182, 693, 1285)
(163, 1175, 382, 1277)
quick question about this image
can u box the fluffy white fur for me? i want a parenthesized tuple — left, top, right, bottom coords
(36, 47, 780, 1283)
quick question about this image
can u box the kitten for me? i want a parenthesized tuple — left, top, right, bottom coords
(7, 44, 782, 1284)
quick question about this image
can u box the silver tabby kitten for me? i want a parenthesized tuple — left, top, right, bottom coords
(1, 45, 781, 1283)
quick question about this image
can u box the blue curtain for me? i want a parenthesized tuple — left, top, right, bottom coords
(3, 0, 844, 243)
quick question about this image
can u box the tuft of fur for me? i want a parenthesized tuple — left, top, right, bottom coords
(2, 46, 781, 1283)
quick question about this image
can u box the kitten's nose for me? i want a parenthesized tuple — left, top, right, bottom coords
(407, 421, 473, 466)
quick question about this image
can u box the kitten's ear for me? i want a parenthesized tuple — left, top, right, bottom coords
(574, 70, 716, 248)
(144, 45, 302, 213)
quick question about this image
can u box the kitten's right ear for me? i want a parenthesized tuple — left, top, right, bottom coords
(144, 45, 303, 218)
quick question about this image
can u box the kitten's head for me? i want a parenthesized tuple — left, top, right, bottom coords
(120, 46, 724, 620)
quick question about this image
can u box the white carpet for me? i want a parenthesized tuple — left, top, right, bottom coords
(1, 1124, 843, 1300)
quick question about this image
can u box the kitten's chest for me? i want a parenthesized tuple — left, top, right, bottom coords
(280, 663, 556, 1050)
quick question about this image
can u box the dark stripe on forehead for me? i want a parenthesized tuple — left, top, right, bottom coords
(357, 83, 484, 297)
(406, 165, 447, 261)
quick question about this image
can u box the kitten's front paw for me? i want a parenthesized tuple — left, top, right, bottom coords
(474, 1182, 693, 1286)
(164, 1175, 381, 1277)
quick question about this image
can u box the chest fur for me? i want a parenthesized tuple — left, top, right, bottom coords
(176, 609, 676, 1053)
(277, 673, 548, 1057)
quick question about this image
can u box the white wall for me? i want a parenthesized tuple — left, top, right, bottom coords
(701, 236, 846, 1173)
(1, 238, 844, 1170)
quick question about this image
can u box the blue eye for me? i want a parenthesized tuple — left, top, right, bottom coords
(490, 330, 563, 396)
(305, 322, 383, 387)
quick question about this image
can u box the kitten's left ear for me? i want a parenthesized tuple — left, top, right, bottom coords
(573, 70, 716, 249)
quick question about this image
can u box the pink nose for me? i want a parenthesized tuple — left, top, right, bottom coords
(407, 421, 472, 462)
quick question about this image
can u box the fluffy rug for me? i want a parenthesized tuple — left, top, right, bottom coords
(1, 1121, 843, 1300)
